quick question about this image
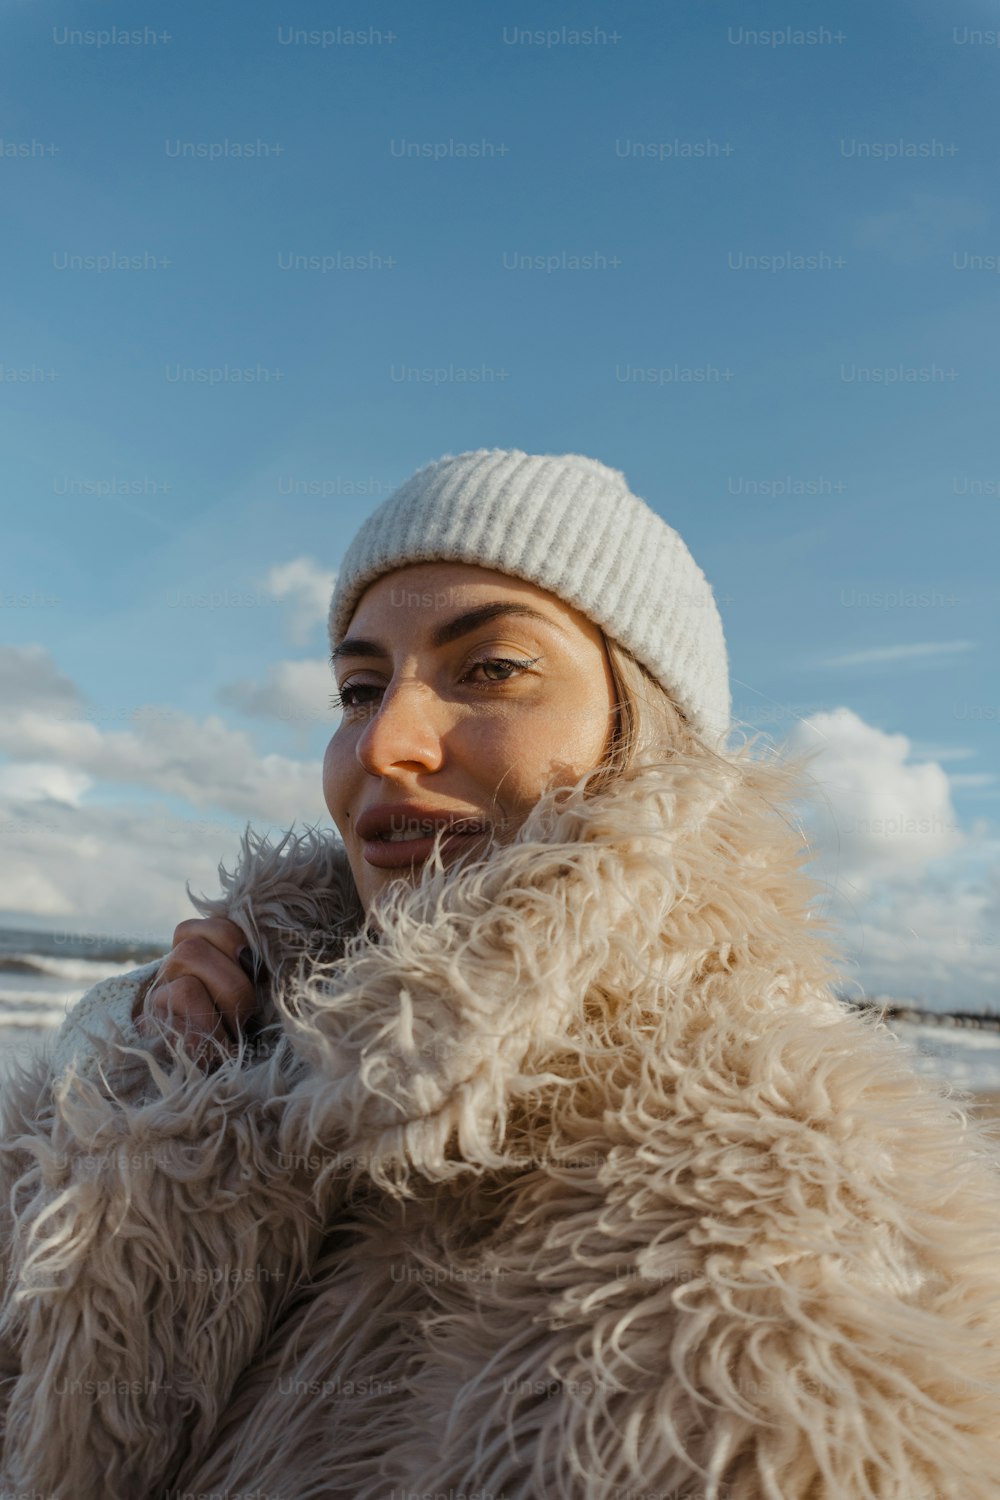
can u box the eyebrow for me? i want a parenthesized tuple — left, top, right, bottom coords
(330, 601, 567, 665)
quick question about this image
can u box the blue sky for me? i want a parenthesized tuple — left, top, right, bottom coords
(1, 0, 998, 1008)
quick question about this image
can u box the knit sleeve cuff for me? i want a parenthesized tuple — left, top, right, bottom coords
(49, 958, 165, 1084)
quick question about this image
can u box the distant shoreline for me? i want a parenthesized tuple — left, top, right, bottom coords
(841, 996, 1000, 1030)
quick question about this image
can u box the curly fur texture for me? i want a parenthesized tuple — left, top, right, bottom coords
(2, 749, 1000, 1499)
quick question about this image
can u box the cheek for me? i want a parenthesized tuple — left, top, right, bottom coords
(503, 696, 607, 769)
(322, 734, 351, 824)
(460, 716, 564, 803)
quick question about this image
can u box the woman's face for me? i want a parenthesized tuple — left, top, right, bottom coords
(323, 561, 617, 917)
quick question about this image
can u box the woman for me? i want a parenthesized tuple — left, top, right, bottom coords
(2, 448, 999, 1499)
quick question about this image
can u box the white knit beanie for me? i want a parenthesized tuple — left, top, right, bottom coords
(328, 448, 731, 742)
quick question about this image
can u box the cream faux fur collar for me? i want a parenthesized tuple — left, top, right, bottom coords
(3, 750, 1000, 1499)
(189, 751, 844, 1186)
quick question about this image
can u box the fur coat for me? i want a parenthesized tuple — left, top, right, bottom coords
(2, 750, 1000, 1500)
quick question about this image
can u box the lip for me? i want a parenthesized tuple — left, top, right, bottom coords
(356, 802, 492, 869)
(361, 827, 491, 869)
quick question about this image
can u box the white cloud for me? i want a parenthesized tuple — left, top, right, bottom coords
(262, 557, 337, 646)
(0, 762, 92, 805)
(0, 641, 337, 937)
(0, 644, 82, 715)
(218, 658, 332, 722)
(821, 869, 1000, 1011)
(218, 658, 336, 752)
(0, 861, 72, 920)
(0, 795, 281, 940)
(822, 640, 976, 668)
(789, 707, 963, 886)
(788, 707, 998, 1009)
(0, 645, 327, 826)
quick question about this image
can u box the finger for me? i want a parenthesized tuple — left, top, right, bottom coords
(145, 975, 236, 1061)
(170, 916, 250, 958)
(157, 934, 258, 1038)
(169, 918, 260, 1031)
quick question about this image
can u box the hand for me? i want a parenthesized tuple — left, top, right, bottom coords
(133, 917, 260, 1069)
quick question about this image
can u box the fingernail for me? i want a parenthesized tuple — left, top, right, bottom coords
(237, 946, 256, 981)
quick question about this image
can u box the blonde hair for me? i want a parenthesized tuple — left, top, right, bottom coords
(586, 633, 729, 794)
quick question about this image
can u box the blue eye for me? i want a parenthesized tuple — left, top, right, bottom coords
(330, 655, 540, 714)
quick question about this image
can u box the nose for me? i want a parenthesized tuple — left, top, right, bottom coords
(354, 676, 446, 778)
